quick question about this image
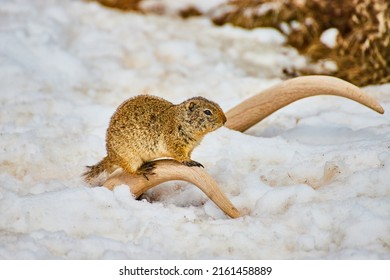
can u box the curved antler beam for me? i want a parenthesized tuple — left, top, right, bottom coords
(225, 75, 385, 132)
(103, 159, 241, 218)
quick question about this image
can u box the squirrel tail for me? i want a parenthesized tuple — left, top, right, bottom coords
(83, 156, 111, 186)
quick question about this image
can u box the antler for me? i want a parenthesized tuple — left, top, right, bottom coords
(98, 75, 385, 219)
(225, 75, 384, 132)
(103, 159, 241, 218)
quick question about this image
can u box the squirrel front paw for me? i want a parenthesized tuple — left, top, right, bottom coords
(182, 160, 204, 168)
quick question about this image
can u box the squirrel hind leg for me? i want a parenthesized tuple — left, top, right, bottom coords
(83, 156, 111, 186)
(137, 161, 157, 180)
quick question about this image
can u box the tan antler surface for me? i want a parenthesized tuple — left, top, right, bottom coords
(225, 75, 385, 132)
(103, 159, 241, 218)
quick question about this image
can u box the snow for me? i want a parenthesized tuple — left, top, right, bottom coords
(320, 28, 339, 49)
(1, 0, 389, 260)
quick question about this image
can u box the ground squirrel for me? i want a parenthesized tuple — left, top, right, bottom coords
(83, 95, 227, 185)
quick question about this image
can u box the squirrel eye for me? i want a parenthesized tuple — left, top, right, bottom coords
(204, 109, 212, 116)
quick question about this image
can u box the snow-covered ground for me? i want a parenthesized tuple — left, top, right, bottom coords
(1, 0, 389, 259)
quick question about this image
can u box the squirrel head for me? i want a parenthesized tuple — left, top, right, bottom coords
(180, 97, 227, 135)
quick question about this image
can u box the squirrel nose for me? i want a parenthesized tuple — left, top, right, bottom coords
(222, 114, 227, 125)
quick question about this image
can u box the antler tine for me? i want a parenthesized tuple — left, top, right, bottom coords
(225, 75, 385, 132)
(103, 159, 241, 218)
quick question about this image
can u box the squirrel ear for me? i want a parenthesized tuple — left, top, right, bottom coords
(187, 101, 196, 112)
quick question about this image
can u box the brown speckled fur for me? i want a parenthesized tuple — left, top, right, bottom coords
(83, 95, 226, 184)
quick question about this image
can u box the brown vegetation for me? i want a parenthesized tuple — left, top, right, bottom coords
(89, 0, 390, 87)
(91, 0, 142, 10)
(210, 0, 390, 86)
